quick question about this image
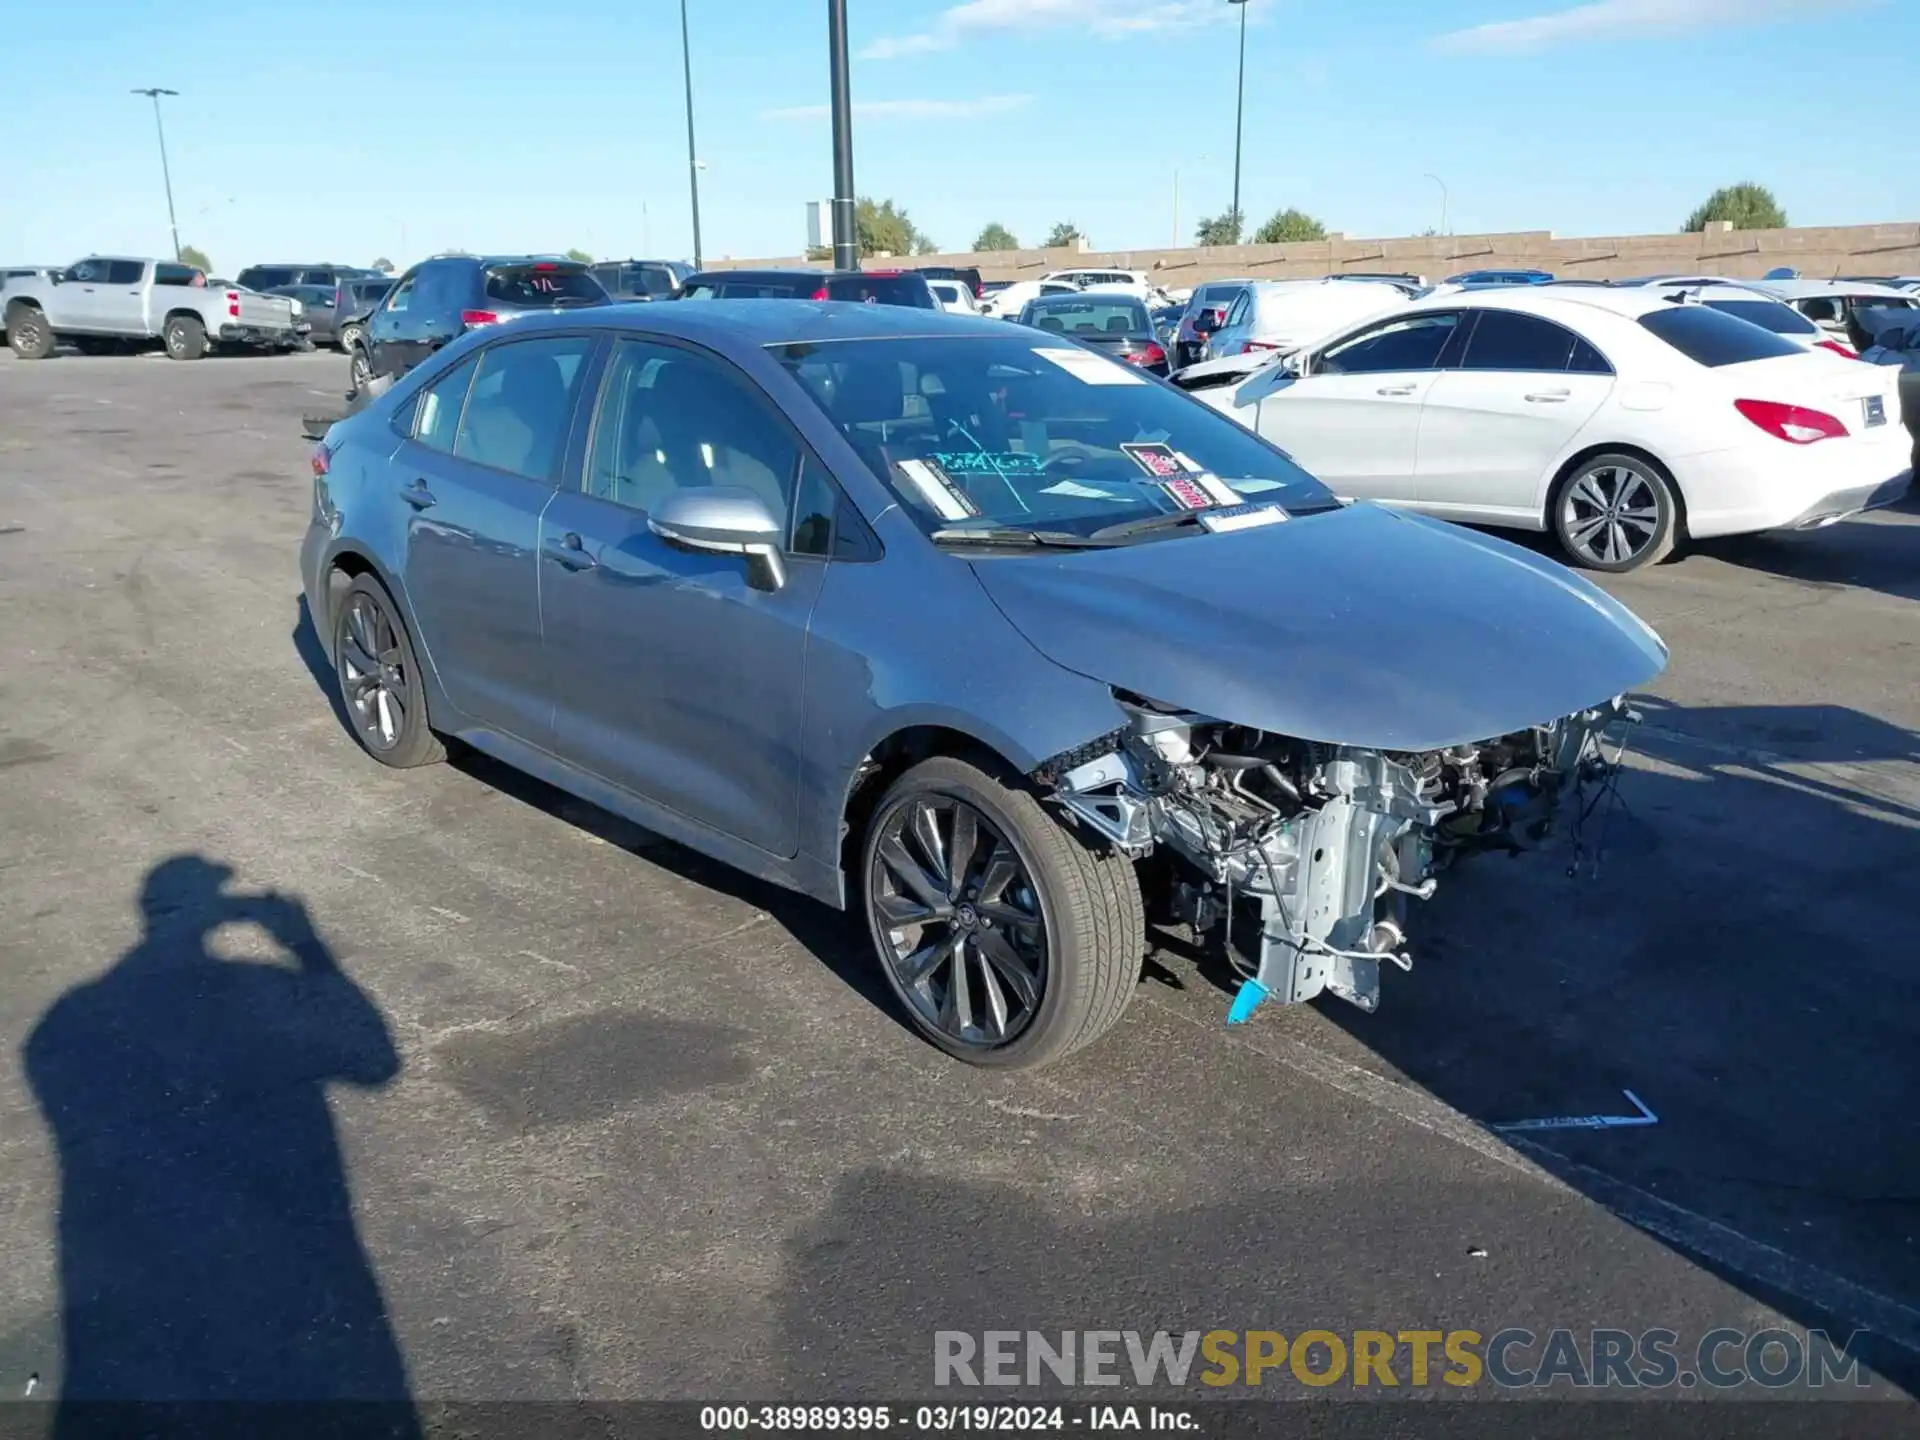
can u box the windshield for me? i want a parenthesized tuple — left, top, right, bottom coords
(1021, 295, 1150, 337)
(772, 334, 1335, 539)
(1700, 298, 1817, 336)
(1639, 305, 1803, 367)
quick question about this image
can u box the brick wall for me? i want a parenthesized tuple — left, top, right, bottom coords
(703, 221, 1920, 286)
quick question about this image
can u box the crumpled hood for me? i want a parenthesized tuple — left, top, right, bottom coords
(970, 503, 1668, 753)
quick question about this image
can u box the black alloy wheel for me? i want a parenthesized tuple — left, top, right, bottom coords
(870, 794, 1050, 1050)
(331, 575, 444, 769)
(860, 756, 1144, 1068)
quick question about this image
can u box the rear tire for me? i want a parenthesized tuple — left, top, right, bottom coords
(163, 315, 207, 361)
(1549, 451, 1678, 573)
(6, 307, 55, 360)
(331, 574, 445, 769)
(860, 756, 1143, 1069)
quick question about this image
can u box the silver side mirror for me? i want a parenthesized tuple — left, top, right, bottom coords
(648, 486, 787, 592)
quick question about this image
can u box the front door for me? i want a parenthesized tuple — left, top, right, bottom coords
(540, 336, 824, 858)
(1253, 310, 1466, 502)
(396, 333, 598, 746)
(1415, 310, 1613, 520)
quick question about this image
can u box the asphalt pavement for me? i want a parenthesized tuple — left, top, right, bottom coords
(0, 350, 1916, 1410)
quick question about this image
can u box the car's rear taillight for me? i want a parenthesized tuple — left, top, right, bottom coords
(1125, 341, 1167, 368)
(1735, 397, 1849, 444)
(811, 287, 830, 301)
(226, 290, 240, 319)
(1244, 340, 1280, 352)
(461, 309, 500, 327)
(1814, 339, 1859, 359)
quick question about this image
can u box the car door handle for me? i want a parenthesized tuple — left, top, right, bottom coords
(401, 479, 436, 510)
(1524, 389, 1571, 403)
(1376, 383, 1417, 396)
(544, 533, 597, 571)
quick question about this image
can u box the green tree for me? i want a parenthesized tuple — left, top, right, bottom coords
(856, 197, 930, 257)
(371, 256, 395, 273)
(915, 234, 940, 256)
(1194, 210, 1242, 247)
(1683, 183, 1786, 233)
(1043, 221, 1083, 249)
(973, 222, 1018, 252)
(805, 244, 833, 262)
(178, 243, 212, 273)
(564, 247, 594, 263)
(1252, 208, 1327, 244)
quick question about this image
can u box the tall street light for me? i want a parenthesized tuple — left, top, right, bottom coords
(827, 0, 858, 272)
(1229, 0, 1250, 242)
(1424, 173, 1449, 236)
(679, 0, 704, 269)
(132, 87, 182, 262)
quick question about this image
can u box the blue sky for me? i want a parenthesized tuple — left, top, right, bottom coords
(2, 0, 1911, 274)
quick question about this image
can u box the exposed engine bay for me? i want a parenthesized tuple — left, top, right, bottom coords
(1039, 693, 1639, 1021)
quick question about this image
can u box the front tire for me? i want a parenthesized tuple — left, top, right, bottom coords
(331, 575, 445, 769)
(861, 756, 1143, 1069)
(163, 315, 207, 361)
(338, 323, 364, 356)
(1550, 451, 1678, 573)
(6, 307, 55, 359)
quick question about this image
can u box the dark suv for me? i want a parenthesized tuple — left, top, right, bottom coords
(590, 258, 694, 301)
(676, 268, 936, 307)
(237, 262, 384, 292)
(352, 255, 610, 394)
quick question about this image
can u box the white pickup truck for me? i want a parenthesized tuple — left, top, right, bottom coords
(2, 256, 299, 360)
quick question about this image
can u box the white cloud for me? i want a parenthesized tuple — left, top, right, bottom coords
(760, 94, 1033, 122)
(861, 0, 1231, 60)
(1433, 0, 1849, 54)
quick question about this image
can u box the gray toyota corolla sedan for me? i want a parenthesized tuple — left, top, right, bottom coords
(303, 302, 1667, 1069)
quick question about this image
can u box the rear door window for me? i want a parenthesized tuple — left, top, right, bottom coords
(1458, 310, 1581, 371)
(153, 263, 197, 287)
(414, 355, 480, 453)
(453, 336, 596, 483)
(105, 260, 146, 285)
(483, 265, 607, 307)
(1638, 306, 1804, 367)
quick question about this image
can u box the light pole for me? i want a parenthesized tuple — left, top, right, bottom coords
(679, 0, 704, 269)
(1229, 0, 1250, 243)
(1424, 173, 1449, 236)
(828, 0, 858, 272)
(132, 87, 182, 261)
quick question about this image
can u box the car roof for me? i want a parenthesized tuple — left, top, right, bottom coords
(499, 298, 1009, 346)
(1747, 277, 1913, 300)
(1408, 284, 1670, 322)
(684, 268, 921, 282)
(1642, 281, 1788, 304)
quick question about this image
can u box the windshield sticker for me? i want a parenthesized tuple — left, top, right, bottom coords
(1160, 475, 1215, 510)
(896, 459, 977, 521)
(1199, 504, 1289, 534)
(1033, 346, 1147, 386)
(1121, 442, 1185, 479)
(1190, 472, 1245, 506)
(929, 450, 1045, 477)
(1042, 479, 1131, 500)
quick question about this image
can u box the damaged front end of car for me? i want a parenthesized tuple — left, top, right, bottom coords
(1036, 692, 1640, 1022)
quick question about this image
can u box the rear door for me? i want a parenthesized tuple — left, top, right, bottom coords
(96, 260, 150, 333)
(1254, 310, 1466, 502)
(1415, 309, 1614, 519)
(395, 333, 599, 746)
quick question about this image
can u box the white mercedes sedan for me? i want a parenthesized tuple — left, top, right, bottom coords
(1186, 285, 1911, 572)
